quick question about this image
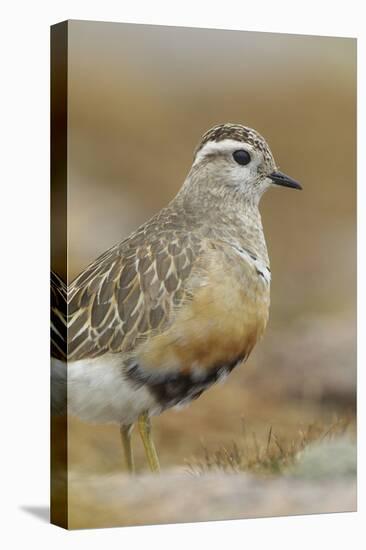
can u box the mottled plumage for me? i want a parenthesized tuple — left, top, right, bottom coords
(67, 213, 203, 361)
(51, 122, 301, 472)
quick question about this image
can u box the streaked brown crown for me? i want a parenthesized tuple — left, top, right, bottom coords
(195, 123, 274, 164)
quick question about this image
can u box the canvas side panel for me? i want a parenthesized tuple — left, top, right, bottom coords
(50, 20, 68, 530)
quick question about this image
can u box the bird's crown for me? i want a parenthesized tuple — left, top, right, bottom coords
(195, 122, 274, 165)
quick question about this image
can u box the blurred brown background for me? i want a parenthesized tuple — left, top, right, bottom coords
(61, 21, 356, 527)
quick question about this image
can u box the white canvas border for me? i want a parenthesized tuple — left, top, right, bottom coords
(0, 1, 364, 549)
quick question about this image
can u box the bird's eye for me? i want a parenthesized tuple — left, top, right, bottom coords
(233, 149, 251, 166)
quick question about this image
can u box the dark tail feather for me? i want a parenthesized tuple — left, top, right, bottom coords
(51, 270, 67, 361)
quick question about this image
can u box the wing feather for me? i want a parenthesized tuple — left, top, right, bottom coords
(67, 215, 203, 361)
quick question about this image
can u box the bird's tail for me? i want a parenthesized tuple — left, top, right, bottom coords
(51, 270, 67, 361)
(51, 271, 67, 415)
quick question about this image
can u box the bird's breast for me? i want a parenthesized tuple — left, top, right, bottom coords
(136, 243, 270, 376)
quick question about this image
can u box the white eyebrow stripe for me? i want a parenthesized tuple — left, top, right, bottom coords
(194, 139, 254, 166)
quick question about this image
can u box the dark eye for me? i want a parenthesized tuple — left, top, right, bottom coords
(233, 149, 251, 166)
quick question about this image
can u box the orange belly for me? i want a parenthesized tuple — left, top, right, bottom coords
(137, 249, 270, 374)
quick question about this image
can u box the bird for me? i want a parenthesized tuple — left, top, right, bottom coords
(51, 122, 302, 474)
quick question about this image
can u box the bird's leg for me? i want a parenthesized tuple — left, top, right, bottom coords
(138, 411, 160, 473)
(120, 424, 135, 474)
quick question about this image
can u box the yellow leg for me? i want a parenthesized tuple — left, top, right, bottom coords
(120, 424, 135, 474)
(138, 412, 160, 473)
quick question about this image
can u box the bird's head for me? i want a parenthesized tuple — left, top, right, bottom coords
(186, 123, 302, 206)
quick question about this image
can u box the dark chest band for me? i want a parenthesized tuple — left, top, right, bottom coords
(125, 355, 245, 410)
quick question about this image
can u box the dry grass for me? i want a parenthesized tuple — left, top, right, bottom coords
(60, 395, 356, 527)
(64, 415, 356, 528)
(186, 416, 354, 476)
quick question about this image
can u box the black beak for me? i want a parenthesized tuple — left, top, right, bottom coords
(269, 170, 302, 190)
